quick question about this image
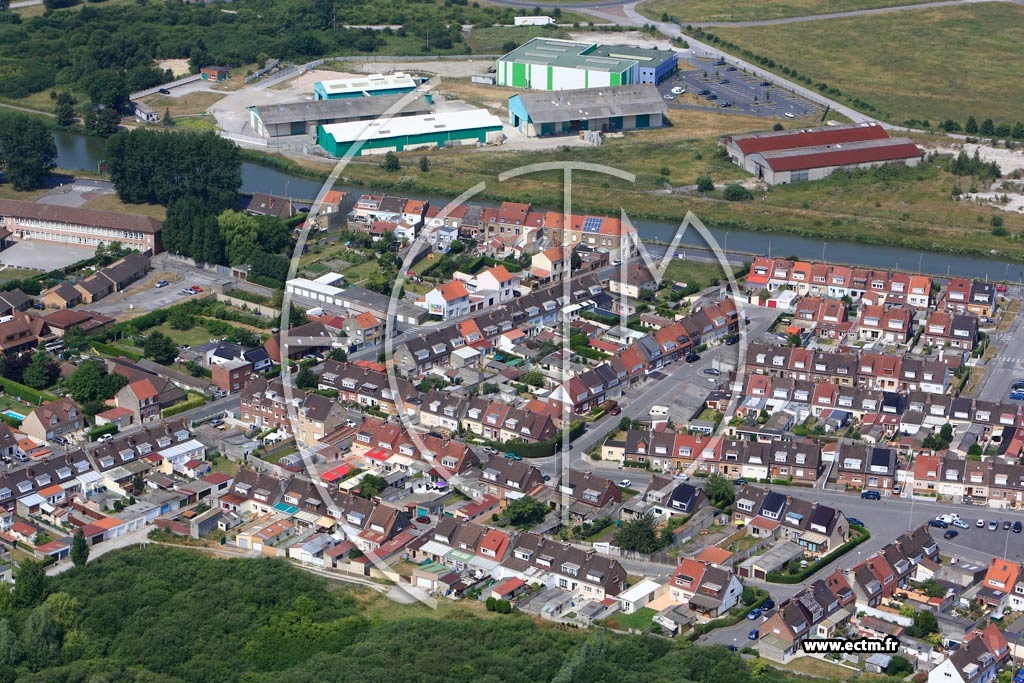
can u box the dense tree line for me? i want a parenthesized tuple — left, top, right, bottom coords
(163, 201, 294, 273)
(0, 0, 521, 104)
(0, 546, 850, 683)
(106, 129, 242, 211)
(0, 111, 57, 191)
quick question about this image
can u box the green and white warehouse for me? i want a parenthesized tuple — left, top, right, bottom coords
(317, 109, 503, 157)
(508, 84, 667, 137)
(496, 37, 678, 91)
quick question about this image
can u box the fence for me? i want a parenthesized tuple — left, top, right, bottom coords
(130, 73, 202, 100)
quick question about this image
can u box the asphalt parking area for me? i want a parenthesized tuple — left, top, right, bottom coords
(0, 241, 94, 271)
(657, 58, 818, 119)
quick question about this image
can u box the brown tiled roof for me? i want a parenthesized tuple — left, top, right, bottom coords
(0, 199, 161, 233)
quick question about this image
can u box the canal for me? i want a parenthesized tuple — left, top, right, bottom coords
(52, 130, 1023, 282)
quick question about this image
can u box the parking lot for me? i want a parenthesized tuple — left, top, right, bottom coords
(86, 261, 227, 318)
(657, 57, 818, 119)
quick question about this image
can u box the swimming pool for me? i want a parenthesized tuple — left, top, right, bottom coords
(2, 409, 25, 421)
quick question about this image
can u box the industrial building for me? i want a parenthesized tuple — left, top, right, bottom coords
(508, 84, 666, 137)
(313, 72, 417, 101)
(721, 123, 922, 185)
(249, 94, 432, 138)
(316, 109, 503, 158)
(496, 38, 677, 91)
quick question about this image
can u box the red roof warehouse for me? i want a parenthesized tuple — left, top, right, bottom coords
(721, 122, 921, 185)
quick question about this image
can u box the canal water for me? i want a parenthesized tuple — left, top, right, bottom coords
(52, 130, 1022, 281)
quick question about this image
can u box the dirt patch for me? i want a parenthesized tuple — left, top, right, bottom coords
(156, 59, 191, 77)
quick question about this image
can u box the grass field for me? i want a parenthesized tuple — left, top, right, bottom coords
(465, 26, 570, 54)
(663, 259, 727, 288)
(709, 2, 1024, 125)
(142, 91, 225, 118)
(639, 0, 933, 22)
(0, 183, 48, 202)
(604, 607, 657, 631)
(85, 193, 167, 220)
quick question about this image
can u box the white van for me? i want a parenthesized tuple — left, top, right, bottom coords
(649, 405, 669, 417)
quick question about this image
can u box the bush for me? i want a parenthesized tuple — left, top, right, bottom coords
(87, 423, 119, 441)
(722, 184, 754, 201)
(161, 391, 206, 418)
(0, 376, 58, 405)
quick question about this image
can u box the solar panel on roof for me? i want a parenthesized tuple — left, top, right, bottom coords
(583, 216, 603, 232)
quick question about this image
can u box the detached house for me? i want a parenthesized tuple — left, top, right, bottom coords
(21, 398, 85, 443)
(669, 558, 744, 617)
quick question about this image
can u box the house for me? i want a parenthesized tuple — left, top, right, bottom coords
(210, 359, 252, 394)
(246, 193, 293, 220)
(41, 309, 113, 337)
(342, 311, 386, 352)
(669, 558, 744, 617)
(239, 377, 343, 447)
(977, 557, 1021, 609)
(927, 636, 998, 683)
(559, 469, 621, 512)
(530, 246, 570, 282)
(923, 311, 979, 351)
(478, 456, 545, 502)
(317, 360, 418, 417)
(0, 313, 39, 356)
(20, 398, 85, 443)
(41, 282, 82, 310)
(115, 377, 187, 424)
(75, 253, 150, 303)
(500, 532, 628, 599)
(417, 281, 474, 321)
(262, 321, 334, 362)
(0, 289, 31, 315)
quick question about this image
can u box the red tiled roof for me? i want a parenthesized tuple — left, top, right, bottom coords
(733, 123, 890, 155)
(761, 142, 921, 172)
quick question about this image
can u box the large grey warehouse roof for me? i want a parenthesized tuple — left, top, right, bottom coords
(515, 84, 667, 124)
(253, 94, 431, 126)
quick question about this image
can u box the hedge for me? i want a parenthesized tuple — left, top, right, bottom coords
(498, 421, 586, 459)
(90, 341, 143, 361)
(162, 391, 207, 418)
(88, 423, 119, 441)
(0, 377, 58, 405)
(766, 525, 871, 584)
(687, 588, 770, 639)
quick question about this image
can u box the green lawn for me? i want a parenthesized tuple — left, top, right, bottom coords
(709, 2, 1024, 126)
(341, 259, 384, 285)
(465, 26, 570, 54)
(662, 259, 727, 289)
(605, 607, 657, 631)
(640, 0, 933, 22)
(146, 322, 220, 350)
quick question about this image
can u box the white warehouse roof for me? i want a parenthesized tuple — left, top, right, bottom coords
(319, 108, 503, 144)
(317, 72, 416, 96)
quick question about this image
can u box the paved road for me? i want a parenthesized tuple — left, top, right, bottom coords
(976, 285, 1024, 402)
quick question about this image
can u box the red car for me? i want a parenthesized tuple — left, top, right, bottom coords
(996, 284, 1007, 293)
(191, 285, 203, 293)
(609, 405, 622, 416)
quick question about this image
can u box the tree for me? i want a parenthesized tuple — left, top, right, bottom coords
(965, 116, 978, 134)
(82, 70, 129, 111)
(43, 592, 79, 631)
(979, 118, 995, 136)
(54, 92, 77, 127)
(481, 382, 499, 394)
(22, 350, 57, 390)
(144, 331, 178, 365)
(381, 151, 401, 172)
(741, 586, 759, 606)
(12, 559, 47, 608)
(65, 359, 127, 404)
(419, 156, 430, 172)
(0, 618, 20, 669)
(786, 332, 803, 347)
(613, 516, 661, 553)
(328, 348, 348, 362)
(504, 496, 547, 527)
(357, 473, 388, 499)
(218, 210, 261, 266)
(704, 473, 735, 507)
(772, 122, 784, 131)
(163, 197, 219, 262)
(696, 175, 714, 193)
(520, 370, 545, 387)
(0, 112, 57, 190)
(723, 183, 754, 201)
(887, 656, 915, 677)
(295, 366, 315, 389)
(82, 106, 121, 137)
(105, 129, 241, 211)
(906, 608, 938, 637)
(71, 528, 89, 567)
(20, 605, 62, 671)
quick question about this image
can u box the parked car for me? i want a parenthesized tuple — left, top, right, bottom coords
(155, 279, 169, 288)
(191, 285, 203, 293)
(725, 335, 739, 345)
(762, 599, 775, 611)
(619, 479, 632, 488)
(944, 530, 959, 540)
(726, 645, 738, 652)
(989, 520, 999, 531)
(685, 353, 700, 363)
(542, 474, 551, 482)
(504, 452, 522, 461)
(860, 490, 881, 500)
(180, 287, 194, 295)
(718, 78, 730, 84)
(747, 608, 761, 619)
(703, 368, 721, 376)
(1004, 521, 1012, 530)
(760, 81, 771, 87)
(748, 630, 759, 640)
(784, 112, 796, 118)
(609, 405, 622, 416)
(977, 519, 986, 528)
(1014, 521, 1022, 533)
(928, 519, 949, 529)
(415, 515, 430, 524)
(663, 94, 675, 101)
(996, 284, 1007, 292)
(158, 88, 171, 95)
(952, 519, 970, 529)
(847, 517, 864, 527)
(671, 86, 685, 95)
(735, 478, 748, 485)
(209, 418, 224, 427)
